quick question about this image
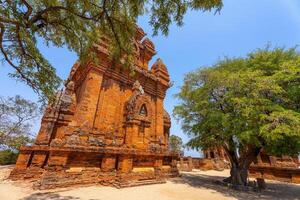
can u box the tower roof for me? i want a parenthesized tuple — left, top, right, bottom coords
(150, 59, 170, 85)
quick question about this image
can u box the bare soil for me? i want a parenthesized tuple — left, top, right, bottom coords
(0, 166, 299, 200)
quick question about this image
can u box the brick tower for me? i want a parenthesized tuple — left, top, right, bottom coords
(10, 28, 179, 189)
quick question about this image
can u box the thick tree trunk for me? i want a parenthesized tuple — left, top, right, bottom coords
(223, 145, 262, 187)
(226, 161, 249, 186)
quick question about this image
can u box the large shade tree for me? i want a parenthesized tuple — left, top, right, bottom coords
(0, 0, 223, 103)
(174, 47, 300, 186)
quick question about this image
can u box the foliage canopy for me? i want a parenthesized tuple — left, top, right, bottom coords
(169, 135, 184, 155)
(0, 149, 18, 165)
(0, 0, 222, 103)
(174, 47, 300, 185)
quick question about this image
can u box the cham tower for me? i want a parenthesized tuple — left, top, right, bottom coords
(10, 28, 179, 189)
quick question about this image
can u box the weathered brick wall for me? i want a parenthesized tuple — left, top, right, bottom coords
(10, 27, 179, 189)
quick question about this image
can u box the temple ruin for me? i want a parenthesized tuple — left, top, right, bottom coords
(178, 148, 300, 184)
(9, 28, 179, 189)
(202, 148, 300, 184)
(249, 151, 300, 183)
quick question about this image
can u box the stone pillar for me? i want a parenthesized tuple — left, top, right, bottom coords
(73, 69, 104, 128)
(15, 151, 32, 169)
(171, 157, 179, 176)
(180, 157, 184, 168)
(125, 122, 139, 147)
(154, 158, 163, 169)
(118, 156, 133, 173)
(101, 155, 116, 172)
(187, 156, 193, 171)
(154, 158, 163, 176)
(155, 98, 164, 142)
(124, 124, 133, 146)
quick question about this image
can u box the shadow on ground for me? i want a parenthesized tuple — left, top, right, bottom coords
(22, 193, 80, 200)
(171, 172, 300, 200)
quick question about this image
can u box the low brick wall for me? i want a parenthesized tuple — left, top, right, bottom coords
(249, 166, 300, 184)
(177, 157, 230, 171)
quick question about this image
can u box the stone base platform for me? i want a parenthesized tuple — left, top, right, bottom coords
(9, 145, 179, 189)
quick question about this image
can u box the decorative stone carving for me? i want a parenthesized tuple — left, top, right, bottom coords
(88, 136, 105, 147)
(125, 80, 149, 121)
(149, 143, 162, 153)
(65, 135, 82, 146)
(50, 138, 66, 147)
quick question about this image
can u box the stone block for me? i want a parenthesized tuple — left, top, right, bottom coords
(66, 167, 84, 173)
(31, 152, 48, 167)
(15, 152, 32, 169)
(118, 156, 133, 173)
(154, 159, 163, 169)
(48, 152, 68, 167)
(101, 156, 116, 172)
(132, 167, 154, 173)
(292, 174, 300, 183)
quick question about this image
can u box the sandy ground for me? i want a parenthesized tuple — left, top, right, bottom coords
(0, 166, 300, 200)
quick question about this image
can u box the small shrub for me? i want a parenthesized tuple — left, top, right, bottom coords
(0, 150, 18, 165)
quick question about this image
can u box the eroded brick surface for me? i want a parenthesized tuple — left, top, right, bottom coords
(249, 151, 300, 184)
(10, 28, 179, 189)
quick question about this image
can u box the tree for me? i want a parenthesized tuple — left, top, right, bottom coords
(0, 149, 18, 165)
(169, 135, 184, 156)
(174, 47, 300, 187)
(0, 95, 40, 150)
(0, 0, 223, 103)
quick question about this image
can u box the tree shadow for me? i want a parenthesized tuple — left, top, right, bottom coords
(22, 192, 80, 200)
(171, 172, 300, 200)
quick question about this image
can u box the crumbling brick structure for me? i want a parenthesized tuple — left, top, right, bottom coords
(201, 148, 300, 183)
(202, 148, 231, 170)
(9, 28, 179, 189)
(177, 149, 230, 172)
(249, 151, 300, 183)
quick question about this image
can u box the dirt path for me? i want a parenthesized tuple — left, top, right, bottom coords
(0, 166, 299, 200)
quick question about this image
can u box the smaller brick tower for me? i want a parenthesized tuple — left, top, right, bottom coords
(10, 27, 179, 189)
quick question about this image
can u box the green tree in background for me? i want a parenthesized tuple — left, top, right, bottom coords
(0, 95, 40, 150)
(0, 149, 18, 165)
(169, 135, 184, 156)
(174, 47, 300, 186)
(0, 0, 223, 103)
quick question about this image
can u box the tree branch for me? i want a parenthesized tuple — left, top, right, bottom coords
(20, 0, 32, 20)
(0, 22, 39, 93)
(29, 6, 104, 25)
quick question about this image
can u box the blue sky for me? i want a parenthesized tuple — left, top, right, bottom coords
(1, 0, 300, 157)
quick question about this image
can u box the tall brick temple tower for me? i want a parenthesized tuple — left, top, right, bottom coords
(10, 28, 179, 189)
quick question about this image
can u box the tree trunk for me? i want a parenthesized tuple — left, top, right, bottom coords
(223, 145, 262, 187)
(226, 161, 249, 186)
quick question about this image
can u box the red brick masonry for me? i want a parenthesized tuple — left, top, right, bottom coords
(9, 28, 179, 189)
